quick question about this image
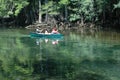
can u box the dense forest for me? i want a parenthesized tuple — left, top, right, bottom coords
(0, 0, 120, 29)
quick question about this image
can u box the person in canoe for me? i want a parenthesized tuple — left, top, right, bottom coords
(45, 30, 49, 34)
(36, 28, 41, 33)
(51, 27, 59, 34)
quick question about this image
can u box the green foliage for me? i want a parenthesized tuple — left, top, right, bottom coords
(68, 0, 96, 22)
(0, 0, 8, 17)
(14, 1, 29, 16)
(69, 14, 80, 21)
(41, 1, 59, 15)
(80, 0, 95, 19)
(15, 65, 31, 75)
(114, 1, 120, 9)
(42, 1, 60, 15)
(0, 0, 29, 17)
(0, 0, 119, 27)
(59, 0, 69, 5)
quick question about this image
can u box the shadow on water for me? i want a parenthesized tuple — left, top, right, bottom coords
(0, 28, 120, 80)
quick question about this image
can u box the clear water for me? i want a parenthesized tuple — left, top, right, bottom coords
(0, 28, 120, 80)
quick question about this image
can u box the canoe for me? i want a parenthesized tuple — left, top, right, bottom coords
(30, 32, 63, 38)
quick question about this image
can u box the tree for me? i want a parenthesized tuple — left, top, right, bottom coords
(59, 0, 69, 21)
(69, 0, 96, 25)
(0, 0, 29, 17)
(41, 0, 60, 24)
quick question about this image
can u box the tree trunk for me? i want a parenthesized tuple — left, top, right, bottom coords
(65, 5, 68, 21)
(81, 16, 84, 26)
(45, 0, 48, 23)
(39, 0, 42, 23)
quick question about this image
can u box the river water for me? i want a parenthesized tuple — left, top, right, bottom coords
(0, 28, 120, 80)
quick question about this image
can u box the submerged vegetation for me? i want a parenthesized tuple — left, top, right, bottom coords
(0, 0, 120, 29)
(0, 29, 120, 80)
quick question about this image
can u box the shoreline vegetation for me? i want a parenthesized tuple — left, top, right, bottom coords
(0, 0, 119, 31)
(25, 21, 99, 31)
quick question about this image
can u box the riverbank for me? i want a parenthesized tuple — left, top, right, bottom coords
(25, 21, 101, 31)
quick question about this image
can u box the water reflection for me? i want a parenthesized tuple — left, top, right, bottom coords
(36, 38, 63, 45)
(0, 29, 120, 80)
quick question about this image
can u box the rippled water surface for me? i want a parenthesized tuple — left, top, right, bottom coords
(0, 28, 120, 80)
